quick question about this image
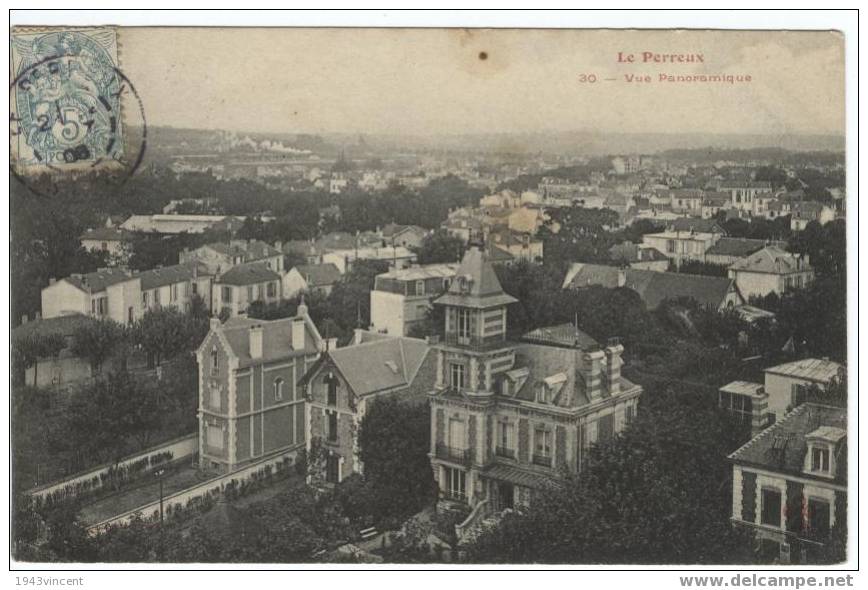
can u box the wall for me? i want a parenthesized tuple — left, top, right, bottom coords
(86, 446, 299, 535)
(41, 281, 89, 319)
(370, 290, 406, 335)
(28, 434, 198, 502)
(731, 270, 783, 300)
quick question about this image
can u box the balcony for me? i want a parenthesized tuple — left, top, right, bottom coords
(436, 443, 472, 466)
(441, 489, 467, 503)
(495, 446, 515, 459)
(532, 454, 552, 468)
(443, 332, 506, 352)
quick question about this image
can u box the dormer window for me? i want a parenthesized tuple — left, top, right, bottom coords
(811, 446, 830, 473)
(210, 345, 220, 376)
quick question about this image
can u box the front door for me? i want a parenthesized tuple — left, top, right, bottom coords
(497, 482, 514, 511)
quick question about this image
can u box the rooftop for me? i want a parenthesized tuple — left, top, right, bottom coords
(719, 380, 765, 397)
(705, 237, 770, 258)
(434, 246, 518, 309)
(729, 403, 846, 483)
(219, 315, 320, 367)
(729, 246, 811, 274)
(217, 262, 281, 286)
(294, 263, 342, 287)
(764, 358, 844, 383)
(375, 263, 460, 282)
(521, 323, 599, 350)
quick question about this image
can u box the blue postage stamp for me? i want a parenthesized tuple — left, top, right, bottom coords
(10, 28, 124, 172)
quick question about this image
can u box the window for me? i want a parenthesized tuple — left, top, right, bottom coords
(533, 426, 552, 466)
(535, 385, 548, 404)
(326, 375, 338, 406)
(667, 239, 676, 253)
(142, 291, 149, 308)
(730, 393, 754, 425)
(415, 280, 425, 296)
(811, 447, 830, 473)
(457, 308, 471, 342)
(209, 384, 220, 409)
(807, 498, 831, 538)
(95, 297, 108, 316)
(191, 282, 198, 295)
(127, 306, 134, 325)
(450, 363, 465, 390)
(625, 404, 635, 424)
(761, 488, 782, 527)
(222, 286, 232, 303)
(267, 281, 277, 298)
(273, 378, 284, 402)
(171, 283, 179, 302)
(448, 418, 466, 449)
(327, 410, 338, 442)
(496, 421, 514, 458)
(247, 286, 254, 301)
(154, 289, 161, 306)
(210, 346, 220, 376)
(445, 467, 466, 501)
(326, 454, 340, 483)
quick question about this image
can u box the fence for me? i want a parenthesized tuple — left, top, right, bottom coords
(27, 433, 198, 507)
(86, 444, 302, 536)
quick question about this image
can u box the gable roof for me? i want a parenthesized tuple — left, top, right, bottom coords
(522, 323, 599, 350)
(318, 336, 432, 396)
(218, 315, 321, 368)
(13, 313, 97, 340)
(728, 245, 808, 274)
(434, 246, 518, 309)
(728, 403, 846, 484)
(705, 237, 769, 258)
(217, 262, 281, 286)
(138, 262, 209, 291)
(63, 268, 134, 294)
(623, 269, 737, 310)
(204, 240, 280, 261)
(668, 217, 726, 234)
(294, 263, 341, 287)
(562, 263, 621, 289)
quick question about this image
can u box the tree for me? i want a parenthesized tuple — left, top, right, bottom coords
(12, 331, 66, 386)
(413, 229, 465, 265)
(132, 307, 201, 367)
(357, 398, 437, 526)
(540, 205, 620, 266)
(70, 318, 125, 374)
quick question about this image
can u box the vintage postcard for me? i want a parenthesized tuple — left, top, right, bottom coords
(9, 18, 853, 574)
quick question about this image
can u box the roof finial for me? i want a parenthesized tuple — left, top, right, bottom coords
(298, 293, 308, 317)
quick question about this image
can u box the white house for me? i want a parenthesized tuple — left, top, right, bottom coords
(728, 246, 814, 300)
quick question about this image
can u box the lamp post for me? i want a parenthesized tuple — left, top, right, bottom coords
(154, 468, 166, 525)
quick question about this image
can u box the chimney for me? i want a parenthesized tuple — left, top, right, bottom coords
(292, 318, 306, 350)
(249, 324, 263, 359)
(49, 277, 56, 285)
(617, 268, 627, 288)
(751, 390, 770, 436)
(297, 294, 309, 318)
(583, 349, 605, 401)
(604, 339, 624, 395)
(274, 240, 283, 252)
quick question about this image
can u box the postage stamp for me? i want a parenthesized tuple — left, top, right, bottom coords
(10, 27, 126, 173)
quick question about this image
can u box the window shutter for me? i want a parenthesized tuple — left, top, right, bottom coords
(741, 471, 757, 523)
(468, 415, 477, 464)
(518, 418, 529, 463)
(834, 491, 847, 529)
(785, 480, 804, 533)
(598, 413, 614, 443)
(435, 409, 445, 445)
(555, 425, 567, 469)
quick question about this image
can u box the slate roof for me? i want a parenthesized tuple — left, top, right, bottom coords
(719, 380, 764, 397)
(322, 336, 432, 396)
(728, 403, 846, 484)
(522, 323, 599, 350)
(764, 358, 844, 383)
(623, 269, 737, 310)
(668, 217, 726, 234)
(609, 242, 669, 264)
(435, 246, 518, 309)
(728, 246, 808, 274)
(702, 191, 731, 206)
(217, 262, 281, 286)
(562, 263, 621, 289)
(376, 263, 459, 282)
(381, 223, 426, 238)
(220, 316, 318, 367)
(294, 263, 341, 287)
(63, 268, 134, 293)
(705, 237, 769, 258)
(138, 262, 209, 290)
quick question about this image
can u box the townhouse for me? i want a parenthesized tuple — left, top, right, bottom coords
(213, 262, 283, 318)
(728, 246, 814, 299)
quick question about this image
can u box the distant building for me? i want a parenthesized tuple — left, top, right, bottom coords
(214, 262, 282, 317)
(729, 403, 846, 563)
(283, 263, 342, 298)
(789, 202, 837, 232)
(120, 214, 249, 235)
(704, 237, 772, 267)
(380, 223, 429, 250)
(322, 246, 416, 274)
(486, 229, 543, 263)
(608, 242, 670, 271)
(79, 217, 131, 262)
(719, 181, 773, 214)
(300, 331, 436, 483)
(728, 246, 814, 299)
(370, 263, 459, 336)
(427, 246, 642, 520)
(196, 310, 324, 473)
(718, 358, 844, 429)
(180, 240, 283, 275)
(41, 262, 211, 326)
(642, 226, 722, 267)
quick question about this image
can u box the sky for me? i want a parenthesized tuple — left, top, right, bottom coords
(119, 28, 845, 137)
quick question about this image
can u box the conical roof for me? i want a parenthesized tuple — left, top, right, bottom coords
(434, 245, 518, 309)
